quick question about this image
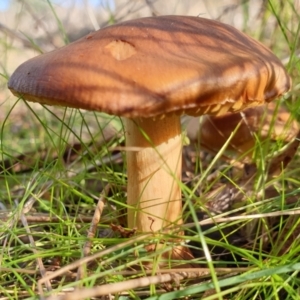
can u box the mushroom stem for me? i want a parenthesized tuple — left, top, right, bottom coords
(125, 114, 183, 233)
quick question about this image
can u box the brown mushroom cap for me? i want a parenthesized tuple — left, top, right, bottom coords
(188, 102, 298, 158)
(8, 15, 291, 117)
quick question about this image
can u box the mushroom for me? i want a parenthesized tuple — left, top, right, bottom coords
(187, 102, 298, 161)
(8, 16, 291, 257)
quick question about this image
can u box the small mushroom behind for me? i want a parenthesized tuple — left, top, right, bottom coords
(187, 103, 298, 161)
(8, 16, 291, 259)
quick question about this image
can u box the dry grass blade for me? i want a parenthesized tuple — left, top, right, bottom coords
(19, 207, 52, 292)
(76, 184, 110, 281)
(184, 208, 300, 229)
(12, 181, 54, 291)
(0, 212, 94, 224)
(37, 233, 152, 298)
(46, 270, 207, 300)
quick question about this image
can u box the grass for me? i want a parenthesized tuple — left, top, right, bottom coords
(1, 0, 300, 299)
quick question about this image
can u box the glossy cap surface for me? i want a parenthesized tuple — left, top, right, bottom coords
(8, 16, 291, 118)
